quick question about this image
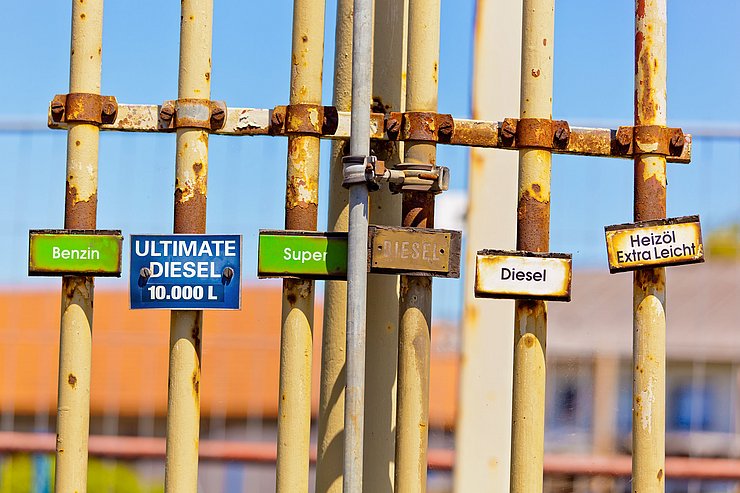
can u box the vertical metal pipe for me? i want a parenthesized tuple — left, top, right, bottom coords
(509, 0, 553, 491)
(55, 1, 103, 491)
(316, 0, 353, 491)
(276, 0, 326, 491)
(164, 1, 212, 492)
(363, 1, 407, 491)
(343, 0, 373, 490)
(455, 1, 521, 491)
(394, 0, 439, 491)
(632, 0, 667, 491)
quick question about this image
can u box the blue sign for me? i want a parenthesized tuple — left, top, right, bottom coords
(130, 234, 241, 310)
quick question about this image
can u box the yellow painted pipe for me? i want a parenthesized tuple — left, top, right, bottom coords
(394, 0, 439, 491)
(164, 1, 213, 492)
(276, 0, 325, 491)
(510, 0, 554, 491)
(632, 0, 667, 491)
(316, 0, 351, 491)
(55, 1, 103, 491)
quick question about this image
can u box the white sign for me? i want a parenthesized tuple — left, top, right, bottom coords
(474, 250, 572, 301)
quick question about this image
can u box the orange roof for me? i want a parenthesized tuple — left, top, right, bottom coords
(0, 286, 458, 428)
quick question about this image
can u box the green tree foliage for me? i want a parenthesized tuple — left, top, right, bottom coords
(0, 454, 164, 493)
(706, 224, 740, 260)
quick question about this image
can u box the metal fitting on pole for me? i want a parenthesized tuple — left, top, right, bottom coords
(342, 155, 380, 191)
(342, 157, 449, 195)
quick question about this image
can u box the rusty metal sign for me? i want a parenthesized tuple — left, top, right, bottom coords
(474, 250, 572, 301)
(605, 215, 704, 273)
(368, 226, 461, 278)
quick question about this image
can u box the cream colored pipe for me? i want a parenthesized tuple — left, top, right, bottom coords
(164, 1, 213, 492)
(632, 0, 667, 491)
(316, 0, 352, 490)
(276, 0, 325, 491)
(510, 0, 554, 491)
(54, 1, 103, 491)
(394, 0, 439, 491)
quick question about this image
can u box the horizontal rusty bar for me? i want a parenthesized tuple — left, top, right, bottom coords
(47, 103, 691, 163)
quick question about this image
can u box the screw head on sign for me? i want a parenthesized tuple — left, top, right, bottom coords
(222, 266, 235, 285)
(137, 267, 152, 287)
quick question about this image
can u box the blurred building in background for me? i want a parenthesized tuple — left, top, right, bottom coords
(1, 123, 740, 492)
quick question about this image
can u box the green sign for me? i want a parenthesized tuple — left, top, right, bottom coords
(29, 229, 123, 277)
(258, 230, 348, 280)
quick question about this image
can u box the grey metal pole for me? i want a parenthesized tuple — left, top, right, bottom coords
(343, 0, 373, 490)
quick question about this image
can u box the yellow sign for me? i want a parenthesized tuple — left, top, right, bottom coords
(605, 215, 704, 273)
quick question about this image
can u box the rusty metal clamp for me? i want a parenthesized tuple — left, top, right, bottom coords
(385, 112, 455, 143)
(499, 118, 571, 150)
(615, 125, 685, 157)
(158, 99, 227, 131)
(49, 93, 118, 125)
(269, 104, 340, 136)
(384, 163, 450, 194)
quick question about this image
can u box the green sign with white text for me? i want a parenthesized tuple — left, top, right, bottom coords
(258, 230, 348, 280)
(29, 230, 123, 277)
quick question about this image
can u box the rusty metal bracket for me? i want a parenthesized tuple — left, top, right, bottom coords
(385, 163, 450, 194)
(49, 93, 118, 125)
(385, 111, 455, 143)
(158, 99, 227, 131)
(499, 118, 571, 150)
(269, 104, 341, 136)
(614, 125, 685, 157)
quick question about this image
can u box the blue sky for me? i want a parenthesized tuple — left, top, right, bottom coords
(2, 1, 739, 320)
